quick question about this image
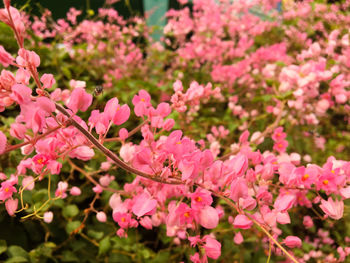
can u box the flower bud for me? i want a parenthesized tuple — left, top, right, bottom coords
(70, 186, 81, 196)
(283, 236, 302, 248)
(44, 211, 53, 223)
(96, 211, 107, 222)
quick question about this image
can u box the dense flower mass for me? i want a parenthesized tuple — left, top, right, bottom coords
(0, 0, 350, 262)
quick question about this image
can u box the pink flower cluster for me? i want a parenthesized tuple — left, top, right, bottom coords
(1, 1, 350, 262)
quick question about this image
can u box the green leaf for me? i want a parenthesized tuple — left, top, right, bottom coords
(32, 189, 48, 203)
(66, 221, 81, 234)
(7, 246, 28, 259)
(87, 230, 104, 240)
(5, 256, 28, 263)
(141, 248, 151, 259)
(99, 237, 111, 255)
(151, 251, 170, 263)
(63, 204, 80, 218)
(0, 240, 7, 255)
(252, 94, 272, 103)
(61, 67, 72, 79)
(61, 250, 79, 262)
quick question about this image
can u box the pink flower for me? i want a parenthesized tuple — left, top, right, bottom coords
(119, 128, 128, 140)
(96, 211, 107, 222)
(15, 68, 30, 85)
(230, 177, 248, 202)
(113, 212, 132, 228)
(113, 104, 130, 125)
(317, 172, 337, 193)
(93, 184, 103, 194)
(188, 235, 201, 247)
(70, 186, 81, 196)
(104, 98, 119, 120)
(203, 235, 221, 260)
(273, 140, 288, 153)
(156, 102, 171, 117)
(132, 89, 151, 106)
(319, 197, 344, 220)
(22, 176, 35, 190)
(272, 127, 286, 142)
(69, 79, 85, 89)
(189, 253, 203, 263)
(20, 103, 46, 134)
(99, 175, 115, 187)
(234, 232, 244, 245)
(163, 118, 175, 131)
(198, 205, 219, 229)
(32, 153, 50, 172)
(47, 160, 62, 175)
(276, 212, 291, 224)
(233, 214, 253, 229)
(40, 73, 55, 89)
(303, 216, 313, 228)
(10, 84, 32, 105)
(229, 153, 248, 177)
(10, 123, 26, 140)
(132, 192, 157, 217)
(298, 165, 318, 188)
(0, 173, 6, 180)
(274, 194, 296, 212)
(340, 186, 350, 199)
(43, 211, 53, 223)
(36, 96, 55, 114)
(0, 131, 7, 154)
(5, 198, 18, 216)
(67, 87, 92, 113)
(0, 45, 14, 67)
(283, 236, 302, 248)
(0, 180, 17, 201)
(17, 49, 40, 68)
(139, 216, 153, 230)
(116, 228, 127, 238)
(132, 90, 151, 117)
(176, 203, 193, 225)
(55, 181, 68, 198)
(69, 146, 94, 161)
(190, 188, 212, 209)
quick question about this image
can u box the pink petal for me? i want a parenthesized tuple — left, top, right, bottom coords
(199, 205, 219, 229)
(132, 193, 157, 217)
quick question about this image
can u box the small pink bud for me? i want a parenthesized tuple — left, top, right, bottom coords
(0, 173, 6, 180)
(203, 235, 221, 260)
(283, 236, 302, 248)
(119, 128, 128, 140)
(96, 211, 107, 222)
(303, 216, 313, 228)
(233, 214, 253, 229)
(139, 216, 153, 230)
(116, 228, 127, 238)
(99, 175, 114, 187)
(100, 161, 111, 171)
(234, 232, 244, 245)
(5, 198, 18, 216)
(44, 211, 53, 223)
(93, 184, 103, 194)
(70, 186, 81, 196)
